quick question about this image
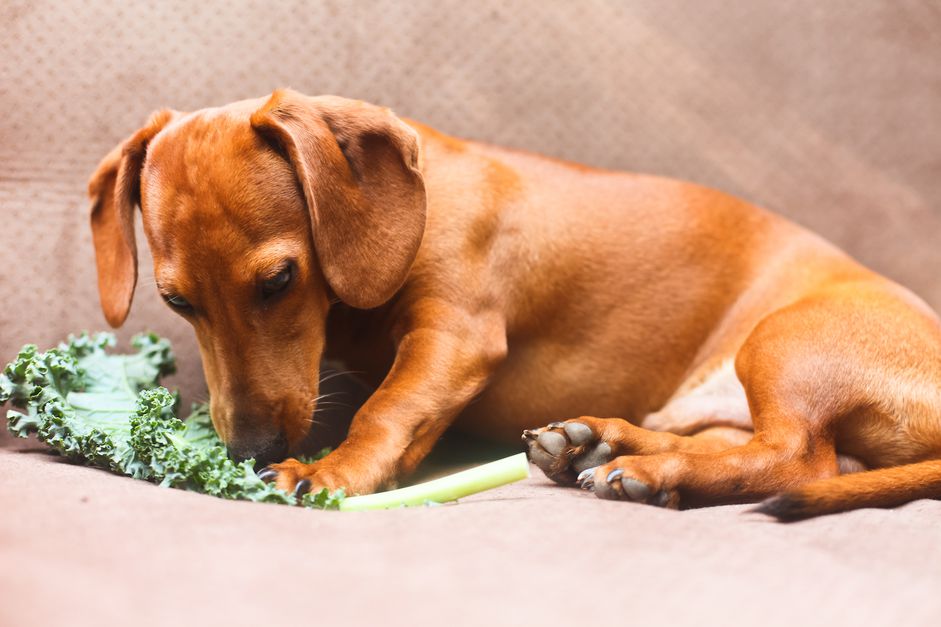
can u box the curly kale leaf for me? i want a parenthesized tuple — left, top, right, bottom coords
(302, 486, 347, 509)
(0, 333, 339, 509)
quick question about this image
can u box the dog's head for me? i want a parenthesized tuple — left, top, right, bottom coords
(87, 90, 426, 465)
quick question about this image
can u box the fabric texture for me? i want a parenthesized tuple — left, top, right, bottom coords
(1, 2, 940, 625)
(2, 448, 941, 627)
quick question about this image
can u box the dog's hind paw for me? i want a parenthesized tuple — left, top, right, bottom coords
(522, 418, 613, 485)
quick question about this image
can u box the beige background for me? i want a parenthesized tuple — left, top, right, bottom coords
(3, 4, 941, 626)
(2, 0, 940, 403)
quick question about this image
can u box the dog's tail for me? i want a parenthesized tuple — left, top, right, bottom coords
(754, 459, 941, 520)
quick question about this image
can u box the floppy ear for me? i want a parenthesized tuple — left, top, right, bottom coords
(250, 90, 426, 309)
(87, 110, 178, 327)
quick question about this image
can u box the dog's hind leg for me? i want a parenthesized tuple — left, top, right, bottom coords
(531, 301, 843, 505)
(523, 362, 752, 485)
(524, 417, 752, 486)
(524, 361, 754, 485)
(574, 280, 941, 511)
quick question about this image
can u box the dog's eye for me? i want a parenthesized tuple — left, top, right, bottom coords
(262, 265, 293, 297)
(165, 294, 192, 310)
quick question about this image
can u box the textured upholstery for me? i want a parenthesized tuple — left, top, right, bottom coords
(2, 1, 939, 404)
(3, 4, 941, 626)
(3, 448, 941, 627)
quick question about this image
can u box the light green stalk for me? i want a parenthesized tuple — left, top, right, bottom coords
(338, 452, 530, 511)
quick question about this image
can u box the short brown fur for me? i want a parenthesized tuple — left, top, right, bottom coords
(88, 90, 941, 517)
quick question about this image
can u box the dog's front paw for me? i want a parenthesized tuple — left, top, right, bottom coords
(522, 417, 614, 485)
(257, 458, 351, 499)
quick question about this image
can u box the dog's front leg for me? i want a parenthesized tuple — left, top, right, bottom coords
(265, 303, 507, 496)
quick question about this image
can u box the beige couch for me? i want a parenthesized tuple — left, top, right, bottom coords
(2, 2, 940, 625)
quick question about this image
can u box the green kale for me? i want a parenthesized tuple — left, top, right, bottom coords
(0, 332, 341, 508)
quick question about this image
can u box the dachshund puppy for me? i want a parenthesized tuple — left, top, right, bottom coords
(88, 90, 941, 518)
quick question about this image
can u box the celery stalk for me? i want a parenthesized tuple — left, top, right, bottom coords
(338, 452, 531, 511)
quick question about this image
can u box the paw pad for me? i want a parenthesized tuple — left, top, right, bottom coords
(563, 422, 593, 445)
(537, 431, 566, 455)
(523, 420, 613, 485)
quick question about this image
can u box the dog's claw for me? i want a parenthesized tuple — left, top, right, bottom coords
(606, 468, 624, 483)
(521, 429, 537, 441)
(294, 479, 312, 498)
(257, 468, 278, 483)
(576, 466, 597, 490)
(577, 467, 596, 483)
(547, 421, 565, 429)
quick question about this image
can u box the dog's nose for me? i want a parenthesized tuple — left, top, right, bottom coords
(227, 431, 289, 469)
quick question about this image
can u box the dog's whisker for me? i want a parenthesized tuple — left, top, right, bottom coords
(318, 369, 365, 385)
(301, 416, 328, 428)
(312, 391, 349, 404)
(313, 398, 353, 406)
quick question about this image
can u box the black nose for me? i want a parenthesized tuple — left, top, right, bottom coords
(227, 431, 289, 469)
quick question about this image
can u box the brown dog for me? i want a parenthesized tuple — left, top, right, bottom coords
(88, 89, 941, 519)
